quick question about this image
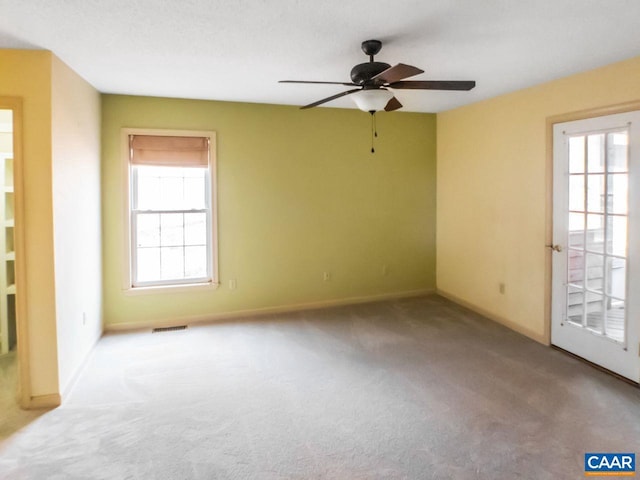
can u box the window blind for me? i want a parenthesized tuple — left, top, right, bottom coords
(130, 135, 209, 167)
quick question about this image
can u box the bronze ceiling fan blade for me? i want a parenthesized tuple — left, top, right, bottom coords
(300, 88, 362, 109)
(384, 96, 403, 112)
(371, 63, 424, 85)
(280, 80, 358, 86)
(281, 40, 476, 114)
(389, 80, 476, 90)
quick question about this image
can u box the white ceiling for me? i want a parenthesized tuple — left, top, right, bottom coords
(1, 0, 639, 113)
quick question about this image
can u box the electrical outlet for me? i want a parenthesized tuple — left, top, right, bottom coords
(382, 265, 388, 276)
(82, 312, 87, 325)
(499, 283, 506, 294)
(323, 272, 331, 282)
(229, 279, 237, 290)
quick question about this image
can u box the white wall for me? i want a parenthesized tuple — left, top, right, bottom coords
(51, 56, 102, 394)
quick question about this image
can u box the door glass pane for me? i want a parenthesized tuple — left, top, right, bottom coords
(568, 213, 584, 248)
(607, 174, 627, 215)
(586, 214, 605, 252)
(606, 216, 627, 257)
(587, 174, 604, 213)
(605, 298, 625, 342)
(606, 257, 626, 300)
(569, 175, 584, 211)
(585, 291, 604, 333)
(607, 131, 628, 172)
(586, 254, 604, 292)
(587, 134, 605, 173)
(567, 285, 584, 325)
(569, 136, 585, 173)
(568, 249, 584, 286)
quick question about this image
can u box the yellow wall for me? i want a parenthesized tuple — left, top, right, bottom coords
(51, 56, 102, 394)
(0, 50, 58, 396)
(102, 95, 436, 327)
(436, 55, 640, 342)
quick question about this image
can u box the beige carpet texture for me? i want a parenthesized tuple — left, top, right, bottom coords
(1, 295, 639, 479)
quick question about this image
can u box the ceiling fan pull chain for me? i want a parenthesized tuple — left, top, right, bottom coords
(370, 111, 376, 153)
(282, 40, 475, 112)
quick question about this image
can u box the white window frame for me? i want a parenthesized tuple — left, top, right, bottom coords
(122, 128, 219, 293)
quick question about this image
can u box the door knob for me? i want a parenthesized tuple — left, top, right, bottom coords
(546, 244, 562, 252)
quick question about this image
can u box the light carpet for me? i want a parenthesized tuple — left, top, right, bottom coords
(1, 295, 638, 479)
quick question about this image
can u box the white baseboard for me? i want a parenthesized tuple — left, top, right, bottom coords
(26, 393, 61, 410)
(60, 331, 102, 402)
(437, 288, 549, 345)
(105, 288, 435, 332)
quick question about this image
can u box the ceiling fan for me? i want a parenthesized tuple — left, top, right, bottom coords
(280, 39, 476, 113)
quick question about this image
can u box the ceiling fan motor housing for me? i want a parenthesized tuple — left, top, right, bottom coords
(280, 38, 475, 111)
(361, 39, 382, 56)
(350, 62, 391, 85)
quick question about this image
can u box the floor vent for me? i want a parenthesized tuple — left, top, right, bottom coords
(152, 325, 187, 333)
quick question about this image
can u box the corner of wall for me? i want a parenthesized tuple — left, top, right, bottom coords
(50, 54, 103, 394)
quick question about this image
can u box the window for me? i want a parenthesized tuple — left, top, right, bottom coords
(126, 131, 217, 289)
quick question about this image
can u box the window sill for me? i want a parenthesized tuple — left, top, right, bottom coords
(123, 281, 219, 296)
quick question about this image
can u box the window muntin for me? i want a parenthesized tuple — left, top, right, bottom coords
(565, 129, 628, 342)
(129, 140, 214, 288)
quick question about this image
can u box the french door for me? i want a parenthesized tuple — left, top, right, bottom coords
(552, 111, 640, 382)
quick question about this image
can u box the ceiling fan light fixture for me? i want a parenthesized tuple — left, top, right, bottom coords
(352, 88, 394, 112)
(281, 40, 475, 112)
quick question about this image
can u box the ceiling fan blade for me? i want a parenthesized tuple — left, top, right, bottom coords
(280, 80, 357, 86)
(389, 80, 476, 91)
(371, 63, 424, 84)
(384, 96, 403, 112)
(300, 88, 362, 109)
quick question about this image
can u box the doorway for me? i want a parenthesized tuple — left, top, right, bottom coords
(551, 110, 640, 382)
(0, 97, 28, 412)
(0, 107, 18, 408)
